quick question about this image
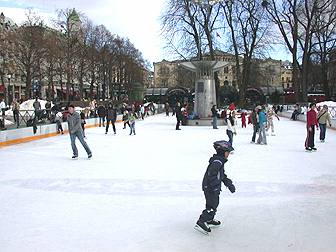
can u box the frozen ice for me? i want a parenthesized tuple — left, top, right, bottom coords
(0, 114, 335, 252)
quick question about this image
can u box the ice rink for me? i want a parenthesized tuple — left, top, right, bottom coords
(1, 114, 335, 252)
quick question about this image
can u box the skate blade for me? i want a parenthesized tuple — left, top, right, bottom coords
(194, 224, 209, 235)
(207, 224, 220, 228)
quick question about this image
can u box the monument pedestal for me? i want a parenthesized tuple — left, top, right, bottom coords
(180, 61, 228, 124)
(186, 118, 226, 126)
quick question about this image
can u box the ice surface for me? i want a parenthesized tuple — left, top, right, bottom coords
(0, 114, 336, 252)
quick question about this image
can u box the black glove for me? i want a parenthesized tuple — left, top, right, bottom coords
(228, 184, 235, 193)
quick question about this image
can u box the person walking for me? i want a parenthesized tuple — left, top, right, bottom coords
(305, 103, 319, 151)
(257, 106, 267, 145)
(211, 105, 219, 129)
(11, 98, 20, 128)
(97, 104, 107, 127)
(175, 102, 182, 130)
(194, 140, 235, 235)
(67, 105, 92, 159)
(105, 103, 117, 135)
(226, 111, 237, 147)
(317, 105, 332, 143)
(128, 111, 136, 135)
(250, 106, 259, 144)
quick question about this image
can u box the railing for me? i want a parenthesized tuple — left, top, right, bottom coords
(281, 105, 336, 119)
(1, 104, 166, 131)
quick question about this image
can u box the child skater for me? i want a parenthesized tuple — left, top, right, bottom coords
(194, 140, 235, 235)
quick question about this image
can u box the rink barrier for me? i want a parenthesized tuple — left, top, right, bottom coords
(0, 115, 123, 148)
(279, 111, 336, 130)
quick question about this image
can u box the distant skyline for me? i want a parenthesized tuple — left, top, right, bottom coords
(0, 0, 291, 67)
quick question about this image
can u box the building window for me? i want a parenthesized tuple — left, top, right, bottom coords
(224, 67, 228, 74)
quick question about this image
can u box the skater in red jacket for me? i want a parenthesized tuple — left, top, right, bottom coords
(305, 103, 319, 151)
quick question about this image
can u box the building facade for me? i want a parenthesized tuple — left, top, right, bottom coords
(281, 60, 293, 89)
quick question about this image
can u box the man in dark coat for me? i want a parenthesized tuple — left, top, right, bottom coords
(105, 103, 117, 134)
(195, 140, 235, 235)
(175, 102, 182, 130)
(250, 106, 260, 143)
(97, 104, 107, 127)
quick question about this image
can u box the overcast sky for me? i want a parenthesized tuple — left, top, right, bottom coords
(0, 0, 291, 67)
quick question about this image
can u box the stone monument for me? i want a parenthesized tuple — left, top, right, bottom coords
(180, 61, 228, 125)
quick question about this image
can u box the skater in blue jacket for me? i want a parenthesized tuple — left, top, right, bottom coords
(195, 140, 235, 235)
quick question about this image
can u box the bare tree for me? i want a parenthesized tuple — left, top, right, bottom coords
(221, 0, 272, 105)
(55, 8, 82, 101)
(311, 0, 336, 99)
(9, 10, 45, 99)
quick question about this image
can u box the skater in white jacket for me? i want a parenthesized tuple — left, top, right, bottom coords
(266, 106, 279, 136)
(226, 111, 237, 147)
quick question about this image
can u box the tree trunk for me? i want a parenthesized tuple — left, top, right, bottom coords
(26, 69, 32, 99)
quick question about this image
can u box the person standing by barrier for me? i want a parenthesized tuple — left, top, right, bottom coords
(67, 104, 92, 159)
(55, 111, 64, 134)
(0, 98, 7, 130)
(11, 98, 20, 128)
(80, 110, 86, 138)
(45, 99, 51, 120)
(305, 103, 319, 151)
(105, 103, 117, 135)
(317, 105, 331, 143)
(33, 97, 41, 120)
(257, 106, 267, 145)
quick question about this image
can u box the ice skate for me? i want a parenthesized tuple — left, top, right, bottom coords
(72, 155, 78, 160)
(305, 147, 312, 152)
(88, 153, 92, 159)
(194, 220, 211, 235)
(311, 147, 317, 151)
(207, 219, 221, 228)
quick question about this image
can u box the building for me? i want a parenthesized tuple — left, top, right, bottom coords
(153, 51, 239, 90)
(0, 12, 23, 102)
(281, 60, 293, 89)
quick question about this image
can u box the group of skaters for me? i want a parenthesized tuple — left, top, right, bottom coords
(65, 100, 160, 159)
(305, 103, 332, 151)
(250, 105, 280, 145)
(210, 104, 280, 147)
